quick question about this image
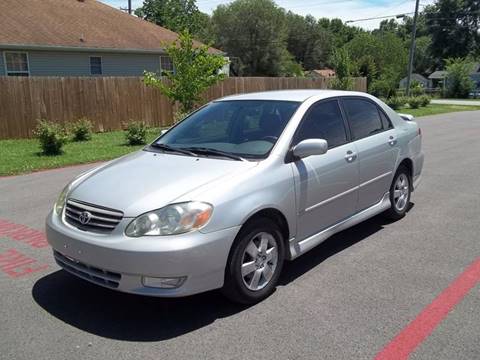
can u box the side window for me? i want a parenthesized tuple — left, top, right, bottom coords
(294, 100, 347, 149)
(343, 99, 384, 140)
(379, 110, 394, 130)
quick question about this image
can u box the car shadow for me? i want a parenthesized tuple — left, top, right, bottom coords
(279, 204, 414, 285)
(32, 204, 414, 342)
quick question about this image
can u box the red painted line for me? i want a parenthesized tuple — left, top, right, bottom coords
(0, 248, 48, 278)
(375, 257, 480, 360)
(0, 218, 48, 248)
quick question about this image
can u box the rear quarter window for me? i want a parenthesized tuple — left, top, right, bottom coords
(343, 99, 384, 140)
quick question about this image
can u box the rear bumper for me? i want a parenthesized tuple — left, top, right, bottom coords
(46, 211, 240, 297)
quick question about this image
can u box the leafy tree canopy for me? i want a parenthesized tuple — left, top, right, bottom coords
(212, 0, 291, 76)
(135, 0, 205, 36)
(425, 0, 480, 67)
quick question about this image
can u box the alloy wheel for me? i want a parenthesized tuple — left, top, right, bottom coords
(241, 232, 278, 291)
(393, 173, 410, 212)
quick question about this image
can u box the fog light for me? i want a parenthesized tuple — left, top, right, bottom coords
(142, 276, 186, 289)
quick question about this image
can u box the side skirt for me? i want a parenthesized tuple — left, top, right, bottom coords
(288, 192, 391, 260)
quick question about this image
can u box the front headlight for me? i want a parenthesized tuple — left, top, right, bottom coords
(125, 202, 213, 237)
(54, 184, 70, 216)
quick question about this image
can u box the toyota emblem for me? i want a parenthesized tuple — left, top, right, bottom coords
(79, 211, 92, 225)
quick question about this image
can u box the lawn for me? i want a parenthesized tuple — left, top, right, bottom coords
(0, 128, 161, 176)
(397, 104, 480, 117)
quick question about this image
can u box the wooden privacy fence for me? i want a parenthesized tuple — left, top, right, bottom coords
(0, 76, 367, 139)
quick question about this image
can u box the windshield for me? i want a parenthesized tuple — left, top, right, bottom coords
(152, 100, 300, 159)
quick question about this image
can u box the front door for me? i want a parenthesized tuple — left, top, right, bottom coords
(290, 99, 359, 241)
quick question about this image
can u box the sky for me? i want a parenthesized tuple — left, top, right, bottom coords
(101, 0, 437, 30)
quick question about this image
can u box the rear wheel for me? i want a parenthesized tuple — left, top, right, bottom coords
(222, 217, 285, 304)
(384, 166, 411, 220)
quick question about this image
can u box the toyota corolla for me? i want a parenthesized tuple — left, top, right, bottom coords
(46, 90, 423, 304)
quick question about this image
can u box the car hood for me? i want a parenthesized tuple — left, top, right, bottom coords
(69, 150, 258, 217)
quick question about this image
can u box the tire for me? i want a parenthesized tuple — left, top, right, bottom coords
(222, 217, 285, 304)
(384, 166, 411, 220)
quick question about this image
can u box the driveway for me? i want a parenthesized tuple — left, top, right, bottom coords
(432, 99, 480, 106)
(1, 111, 480, 360)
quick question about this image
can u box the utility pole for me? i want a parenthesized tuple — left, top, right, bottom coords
(405, 0, 420, 96)
(120, 0, 132, 14)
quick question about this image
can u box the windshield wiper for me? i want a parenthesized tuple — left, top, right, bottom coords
(150, 143, 198, 157)
(183, 147, 246, 161)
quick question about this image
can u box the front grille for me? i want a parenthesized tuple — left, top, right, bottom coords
(54, 250, 121, 289)
(64, 199, 123, 233)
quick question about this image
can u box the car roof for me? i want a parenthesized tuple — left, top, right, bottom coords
(216, 89, 370, 103)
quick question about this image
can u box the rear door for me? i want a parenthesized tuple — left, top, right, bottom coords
(341, 97, 398, 211)
(290, 99, 359, 241)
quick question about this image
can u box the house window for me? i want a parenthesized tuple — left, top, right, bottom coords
(160, 55, 174, 73)
(4, 52, 29, 76)
(90, 57, 102, 75)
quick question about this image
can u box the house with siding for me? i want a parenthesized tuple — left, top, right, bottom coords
(399, 73, 432, 89)
(428, 64, 480, 91)
(0, 0, 226, 77)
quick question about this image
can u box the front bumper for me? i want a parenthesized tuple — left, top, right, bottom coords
(46, 211, 240, 297)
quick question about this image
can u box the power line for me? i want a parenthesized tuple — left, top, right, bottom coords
(346, 12, 415, 23)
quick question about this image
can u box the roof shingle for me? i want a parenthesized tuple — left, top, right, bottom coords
(0, 0, 222, 54)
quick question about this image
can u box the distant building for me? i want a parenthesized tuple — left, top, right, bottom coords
(428, 64, 480, 90)
(428, 71, 448, 89)
(0, 0, 226, 77)
(399, 73, 431, 89)
(307, 68, 336, 78)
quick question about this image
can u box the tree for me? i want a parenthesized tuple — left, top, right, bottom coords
(330, 48, 354, 90)
(345, 32, 407, 93)
(412, 36, 435, 75)
(211, 0, 291, 76)
(425, 0, 480, 67)
(445, 58, 475, 98)
(318, 18, 363, 49)
(144, 31, 228, 113)
(135, 0, 205, 36)
(286, 13, 333, 70)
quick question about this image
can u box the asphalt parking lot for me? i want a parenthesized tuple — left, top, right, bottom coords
(1, 111, 480, 360)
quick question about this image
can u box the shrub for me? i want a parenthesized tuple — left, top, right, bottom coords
(369, 78, 396, 98)
(125, 121, 148, 146)
(385, 96, 407, 110)
(419, 95, 431, 107)
(34, 120, 68, 155)
(70, 117, 93, 141)
(410, 80, 425, 96)
(445, 58, 475, 98)
(408, 97, 422, 109)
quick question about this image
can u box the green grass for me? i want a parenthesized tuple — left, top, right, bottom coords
(0, 128, 161, 176)
(397, 104, 480, 117)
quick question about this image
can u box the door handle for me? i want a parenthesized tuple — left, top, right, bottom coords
(345, 150, 357, 163)
(388, 136, 397, 146)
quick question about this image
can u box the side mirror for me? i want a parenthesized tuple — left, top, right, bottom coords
(292, 139, 328, 159)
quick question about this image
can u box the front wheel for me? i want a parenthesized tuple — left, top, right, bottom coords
(222, 218, 285, 304)
(384, 166, 411, 220)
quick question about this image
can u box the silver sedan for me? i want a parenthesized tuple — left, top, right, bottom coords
(46, 90, 423, 303)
